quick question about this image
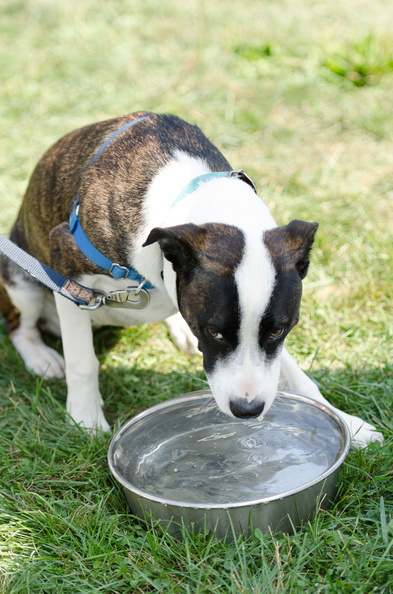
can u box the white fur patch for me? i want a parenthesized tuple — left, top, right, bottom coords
(207, 233, 280, 417)
(131, 150, 277, 303)
(6, 281, 65, 379)
(132, 151, 211, 289)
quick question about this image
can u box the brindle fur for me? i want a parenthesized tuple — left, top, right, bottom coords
(0, 284, 20, 332)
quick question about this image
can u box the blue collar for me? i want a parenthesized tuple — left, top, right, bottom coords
(171, 169, 256, 208)
(69, 115, 155, 289)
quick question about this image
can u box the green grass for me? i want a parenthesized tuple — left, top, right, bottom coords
(0, 0, 392, 591)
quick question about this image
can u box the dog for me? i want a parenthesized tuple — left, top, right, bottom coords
(0, 111, 382, 448)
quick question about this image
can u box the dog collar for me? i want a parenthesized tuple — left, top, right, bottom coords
(172, 169, 257, 208)
(69, 115, 154, 289)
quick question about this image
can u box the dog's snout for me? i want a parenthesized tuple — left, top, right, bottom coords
(229, 398, 265, 419)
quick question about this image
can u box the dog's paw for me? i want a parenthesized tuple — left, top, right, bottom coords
(340, 411, 383, 449)
(67, 400, 110, 432)
(29, 346, 65, 379)
(164, 313, 201, 355)
(11, 330, 65, 378)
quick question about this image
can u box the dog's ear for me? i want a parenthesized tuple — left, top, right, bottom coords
(143, 223, 206, 275)
(264, 219, 319, 279)
(285, 219, 319, 278)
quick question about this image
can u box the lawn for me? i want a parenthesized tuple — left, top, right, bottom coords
(0, 0, 392, 592)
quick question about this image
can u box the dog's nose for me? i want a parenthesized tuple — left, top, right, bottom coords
(229, 398, 265, 419)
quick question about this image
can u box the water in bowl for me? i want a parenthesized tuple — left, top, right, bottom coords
(120, 397, 343, 505)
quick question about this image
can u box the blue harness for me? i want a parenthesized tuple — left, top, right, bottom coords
(0, 116, 256, 310)
(69, 117, 255, 288)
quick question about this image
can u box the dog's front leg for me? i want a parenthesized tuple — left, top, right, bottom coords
(54, 293, 110, 432)
(279, 348, 383, 448)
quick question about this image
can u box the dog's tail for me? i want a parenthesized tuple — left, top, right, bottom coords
(0, 282, 20, 333)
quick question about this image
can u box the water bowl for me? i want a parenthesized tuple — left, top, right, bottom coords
(108, 390, 350, 539)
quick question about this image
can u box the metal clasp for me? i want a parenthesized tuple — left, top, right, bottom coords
(78, 281, 151, 311)
(103, 282, 151, 310)
(79, 292, 106, 311)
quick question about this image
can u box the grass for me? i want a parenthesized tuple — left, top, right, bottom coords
(0, 0, 392, 591)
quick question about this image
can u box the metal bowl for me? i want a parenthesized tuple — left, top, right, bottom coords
(108, 390, 350, 539)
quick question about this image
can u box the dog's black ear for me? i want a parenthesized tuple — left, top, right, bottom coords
(285, 219, 319, 278)
(264, 219, 319, 279)
(143, 223, 206, 275)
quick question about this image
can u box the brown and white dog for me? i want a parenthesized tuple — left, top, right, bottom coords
(0, 111, 382, 448)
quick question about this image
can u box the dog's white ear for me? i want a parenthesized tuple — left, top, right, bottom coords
(143, 224, 205, 275)
(264, 219, 319, 279)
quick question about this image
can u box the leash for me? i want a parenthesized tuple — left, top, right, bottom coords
(0, 233, 96, 308)
(0, 233, 150, 311)
(0, 115, 257, 312)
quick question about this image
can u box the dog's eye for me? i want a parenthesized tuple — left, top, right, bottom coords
(268, 329, 284, 340)
(206, 327, 224, 341)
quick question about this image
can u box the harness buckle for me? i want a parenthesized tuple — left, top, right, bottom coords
(109, 262, 130, 279)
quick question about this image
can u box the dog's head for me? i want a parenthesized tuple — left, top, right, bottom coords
(144, 219, 318, 419)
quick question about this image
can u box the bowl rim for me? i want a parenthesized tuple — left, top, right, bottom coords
(108, 390, 351, 510)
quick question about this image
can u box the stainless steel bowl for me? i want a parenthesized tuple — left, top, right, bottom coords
(108, 390, 350, 539)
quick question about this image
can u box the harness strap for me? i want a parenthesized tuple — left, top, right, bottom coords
(69, 114, 154, 289)
(69, 195, 153, 287)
